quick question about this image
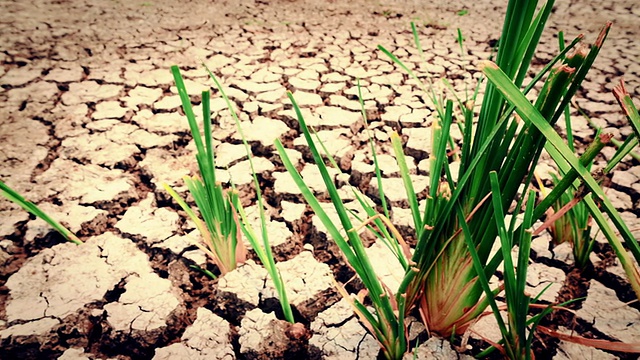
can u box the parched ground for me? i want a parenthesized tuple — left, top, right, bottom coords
(1, 0, 639, 359)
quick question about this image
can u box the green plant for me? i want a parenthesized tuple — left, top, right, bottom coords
(0, 181, 82, 245)
(379, 0, 597, 338)
(165, 67, 246, 276)
(169, 65, 295, 323)
(275, 0, 640, 358)
(532, 34, 638, 271)
(276, 90, 409, 358)
(539, 168, 596, 270)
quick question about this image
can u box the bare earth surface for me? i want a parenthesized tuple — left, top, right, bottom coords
(1, 0, 639, 359)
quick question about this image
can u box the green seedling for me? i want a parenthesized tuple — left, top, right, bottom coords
(198, 64, 295, 323)
(166, 67, 246, 276)
(378, 0, 601, 338)
(539, 170, 596, 270)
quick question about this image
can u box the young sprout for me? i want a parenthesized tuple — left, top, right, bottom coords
(534, 132, 610, 270)
(166, 67, 246, 276)
(191, 64, 295, 323)
(276, 92, 407, 358)
(542, 173, 595, 270)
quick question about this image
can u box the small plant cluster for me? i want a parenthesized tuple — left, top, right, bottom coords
(2, 0, 640, 358)
(165, 65, 295, 323)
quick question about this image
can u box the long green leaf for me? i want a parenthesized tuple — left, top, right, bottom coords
(0, 181, 81, 245)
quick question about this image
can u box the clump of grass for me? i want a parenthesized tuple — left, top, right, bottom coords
(540, 169, 596, 270)
(170, 65, 295, 323)
(165, 67, 246, 276)
(0, 181, 82, 245)
(377, 0, 598, 339)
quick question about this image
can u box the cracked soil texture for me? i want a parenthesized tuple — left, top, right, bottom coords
(1, 0, 640, 359)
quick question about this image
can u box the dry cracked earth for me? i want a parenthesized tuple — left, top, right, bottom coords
(1, 0, 639, 359)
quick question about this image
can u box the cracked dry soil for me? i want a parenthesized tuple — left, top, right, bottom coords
(1, 0, 640, 359)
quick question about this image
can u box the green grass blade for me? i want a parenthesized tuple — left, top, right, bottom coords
(613, 79, 640, 139)
(200, 90, 220, 214)
(189, 264, 217, 280)
(411, 22, 425, 60)
(456, 28, 465, 57)
(171, 66, 205, 153)
(557, 31, 575, 152)
(0, 181, 81, 245)
(390, 132, 421, 235)
(357, 79, 391, 220)
(518, 191, 535, 297)
(429, 100, 453, 200)
(235, 199, 294, 323)
(512, 0, 555, 87)
(457, 201, 508, 337)
(163, 181, 208, 238)
(489, 172, 515, 298)
(275, 139, 355, 260)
